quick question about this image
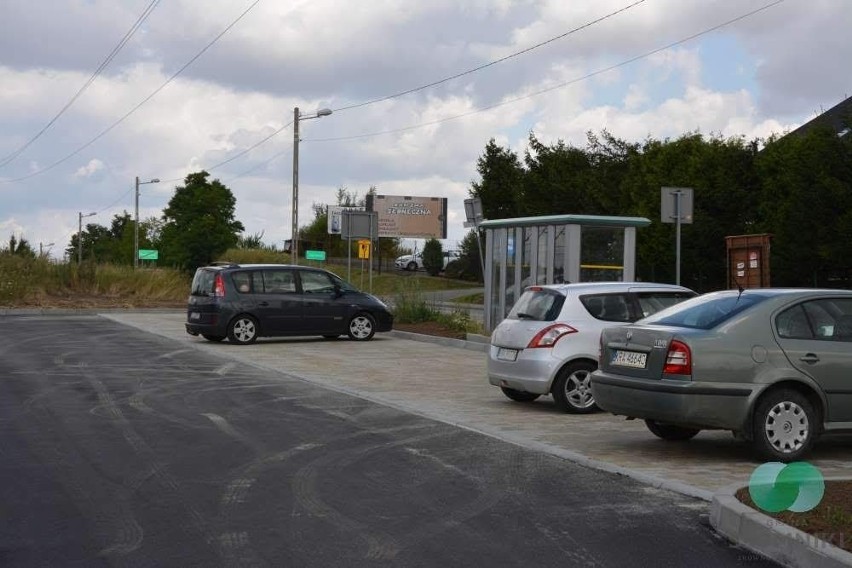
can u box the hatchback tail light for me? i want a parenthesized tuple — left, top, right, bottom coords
(527, 324, 577, 348)
(213, 273, 226, 298)
(664, 340, 691, 375)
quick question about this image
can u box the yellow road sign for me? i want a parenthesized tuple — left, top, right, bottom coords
(358, 239, 371, 259)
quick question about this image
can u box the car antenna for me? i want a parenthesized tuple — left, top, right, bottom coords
(735, 279, 745, 303)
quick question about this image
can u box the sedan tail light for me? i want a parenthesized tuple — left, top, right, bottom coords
(527, 324, 577, 348)
(213, 273, 226, 298)
(664, 340, 691, 375)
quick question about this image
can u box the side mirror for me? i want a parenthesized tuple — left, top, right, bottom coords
(333, 283, 343, 297)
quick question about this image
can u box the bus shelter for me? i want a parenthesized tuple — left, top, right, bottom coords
(481, 214, 651, 331)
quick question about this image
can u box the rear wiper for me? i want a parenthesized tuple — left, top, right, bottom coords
(516, 312, 536, 320)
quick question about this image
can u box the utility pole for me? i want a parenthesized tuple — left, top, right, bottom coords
(135, 176, 160, 268)
(292, 108, 300, 265)
(291, 106, 332, 266)
(78, 211, 96, 264)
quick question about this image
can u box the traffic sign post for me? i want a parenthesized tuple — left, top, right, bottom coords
(661, 187, 694, 286)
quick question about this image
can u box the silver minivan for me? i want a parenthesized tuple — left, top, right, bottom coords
(488, 282, 695, 413)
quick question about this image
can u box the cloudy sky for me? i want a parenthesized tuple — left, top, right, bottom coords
(1, 0, 849, 259)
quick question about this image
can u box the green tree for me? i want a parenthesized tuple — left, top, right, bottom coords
(421, 238, 444, 276)
(3, 234, 36, 259)
(470, 139, 524, 220)
(159, 171, 244, 271)
(756, 125, 852, 286)
(445, 229, 484, 282)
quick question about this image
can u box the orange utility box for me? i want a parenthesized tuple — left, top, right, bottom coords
(726, 234, 772, 289)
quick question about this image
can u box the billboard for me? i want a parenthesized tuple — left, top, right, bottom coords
(327, 205, 364, 235)
(365, 194, 447, 239)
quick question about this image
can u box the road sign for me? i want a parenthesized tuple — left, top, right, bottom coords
(305, 250, 326, 261)
(661, 187, 694, 224)
(357, 240, 371, 259)
(138, 249, 158, 260)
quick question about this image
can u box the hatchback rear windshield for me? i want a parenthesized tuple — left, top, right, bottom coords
(507, 288, 565, 321)
(642, 292, 770, 329)
(190, 269, 216, 296)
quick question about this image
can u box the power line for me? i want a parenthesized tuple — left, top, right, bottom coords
(332, 0, 647, 113)
(0, 0, 161, 168)
(307, 0, 785, 143)
(1, 0, 264, 185)
(156, 120, 295, 185)
(154, 1, 650, 183)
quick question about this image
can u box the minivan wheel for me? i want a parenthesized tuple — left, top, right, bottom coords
(552, 361, 598, 414)
(406, 261, 417, 271)
(752, 389, 817, 462)
(202, 334, 226, 342)
(228, 315, 259, 345)
(645, 420, 700, 441)
(348, 313, 376, 341)
(500, 387, 540, 402)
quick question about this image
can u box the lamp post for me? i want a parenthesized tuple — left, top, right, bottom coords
(135, 176, 160, 268)
(292, 107, 332, 265)
(78, 211, 97, 264)
(39, 242, 54, 257)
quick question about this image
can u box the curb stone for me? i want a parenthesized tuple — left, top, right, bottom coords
(711, 482, 852, 568)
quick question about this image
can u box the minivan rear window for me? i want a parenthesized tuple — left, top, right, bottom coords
(190, 269, 216, 296)
(508, 289, 564, 321)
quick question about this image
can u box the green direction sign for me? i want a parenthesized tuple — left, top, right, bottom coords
(305, 250, 326, 261)
(138, 249, 159, 260)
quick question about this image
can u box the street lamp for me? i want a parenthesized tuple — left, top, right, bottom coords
(78, 211, 97, 264)
(135, 176, 160, 268)
(39, 242, 54, 257)
(292, 107, 332, 265)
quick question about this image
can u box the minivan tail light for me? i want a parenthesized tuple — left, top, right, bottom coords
(527, 324, 577, 348)
(664, 340, 691, 375)
(213, 274, 226, 298)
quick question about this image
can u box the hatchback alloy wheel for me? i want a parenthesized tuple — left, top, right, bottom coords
(552, 361, 597, 414)
(348, 313, 376, 341)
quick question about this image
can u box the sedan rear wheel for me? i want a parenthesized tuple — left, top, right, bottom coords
(645, 420, 700, 441)
(752, 389, 817, 462)
(348, 313, 376, 341)
(227, 315, 258, 345)
(406, 261, 417, 271)
(552, 361, 597, 414)
(500, 387, 541, 402)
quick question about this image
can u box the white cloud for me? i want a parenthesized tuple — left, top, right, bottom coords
(75, 158, 105, 178)
(0, 0, 848, 260)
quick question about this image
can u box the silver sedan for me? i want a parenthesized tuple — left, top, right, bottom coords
(591, 288, 852, 461)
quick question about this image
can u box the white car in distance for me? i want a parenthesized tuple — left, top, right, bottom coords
(395, 250, 459, 271)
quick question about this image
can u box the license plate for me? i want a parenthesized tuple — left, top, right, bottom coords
(611, 350, 647, 369)
(190, 312, 201, 320)
(497, 348, 518, 361)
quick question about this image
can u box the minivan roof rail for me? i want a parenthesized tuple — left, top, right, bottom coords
(209, 261, 239, 267)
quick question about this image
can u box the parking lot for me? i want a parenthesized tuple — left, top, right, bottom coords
(106, 311, 852, 500)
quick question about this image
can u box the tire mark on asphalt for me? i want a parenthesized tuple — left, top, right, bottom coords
(202, 412, 267, 455)
(291, 431, 467, 561)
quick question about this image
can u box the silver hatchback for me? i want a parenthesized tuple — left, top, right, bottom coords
(591, 288, 852, 461)
(487, 282, 695, 413)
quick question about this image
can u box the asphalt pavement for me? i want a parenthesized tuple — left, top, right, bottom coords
(0, 314, 779, 567)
